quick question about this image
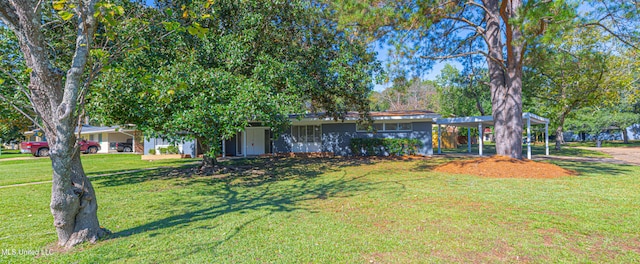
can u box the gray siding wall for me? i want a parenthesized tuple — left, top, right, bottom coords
(273, 132, 293, 153)
(274, 122, 433, 156)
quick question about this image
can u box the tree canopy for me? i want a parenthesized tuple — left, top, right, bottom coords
(90, 0, 379, 167)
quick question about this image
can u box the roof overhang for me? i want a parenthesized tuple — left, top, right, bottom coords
(292, 114, 441, 124)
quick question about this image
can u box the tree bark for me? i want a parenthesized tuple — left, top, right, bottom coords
(50, 135, 108, 247)
(555, 113, 567, 150)
(0, 0, 106, 248)
(484, 0, 524, 159)
(622, 128, 629, 144)
(555, 127, 564, 151)
(197, 137, 217, 170)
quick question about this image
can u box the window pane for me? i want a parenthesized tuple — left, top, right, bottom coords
(300, 126, 307, 142)
(313, 126, 321, 142)
(373, 123, 383, 131)
(306, 125, 314, 141)
(292, 126, 299, 142)
(386, 123, 398, 131)
(356, 123, 368, 131)
(398, 123, 412, 131)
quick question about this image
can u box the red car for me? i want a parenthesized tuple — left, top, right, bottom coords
(20, 139, 101, 157)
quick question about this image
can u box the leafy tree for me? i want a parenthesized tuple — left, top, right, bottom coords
(89, 0, 379, 169)
(436, 64, 491, 117)
(370, 77, 439, 112)
(565, 88, 640, 144)
(330, 0, 579, 158)
(0, 26, 33, 143)
(524, 26, 637, 150)
(0, 0, 151, 247)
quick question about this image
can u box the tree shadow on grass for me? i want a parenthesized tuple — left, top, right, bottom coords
(542, 160, 637, 177)
(411, 156, 470, 171)
(92, 156, 380, 187)
(84, 159, 200, 178)
(100, 157, 376, 251)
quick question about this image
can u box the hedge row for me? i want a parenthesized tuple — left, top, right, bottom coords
(350, 138, 423, 156)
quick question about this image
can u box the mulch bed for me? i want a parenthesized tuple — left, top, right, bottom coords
(434, 155, 578, 178)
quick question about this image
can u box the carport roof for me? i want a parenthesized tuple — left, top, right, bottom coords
(435, 112, 549, 127)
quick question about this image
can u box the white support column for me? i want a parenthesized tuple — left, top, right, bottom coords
(527, 116, 532, 160)
(467, 127, 471, 153)
(243, 130, 247, 157)
(478, 123, 483, 156)
(222, 139, 226, 158)
(545, 122, 549, 156)
(437, 125, 442, 154)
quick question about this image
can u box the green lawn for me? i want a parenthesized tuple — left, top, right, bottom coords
(1, 156, 639, 263)
(567, 140, 640, 148)
(0, 149, 32, 159)
(440, 142, 612, 158)
(0, 154, 198, 186)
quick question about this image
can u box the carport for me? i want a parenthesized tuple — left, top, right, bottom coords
(435, 112, 550, 159)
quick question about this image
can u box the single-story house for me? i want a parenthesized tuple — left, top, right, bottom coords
(144, 110, 440, 157)
(25, 125, 143, 154)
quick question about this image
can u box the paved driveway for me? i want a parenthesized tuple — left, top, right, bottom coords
(581, 147, 640, 165)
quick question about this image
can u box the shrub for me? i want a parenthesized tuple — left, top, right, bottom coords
(158, 147, 168, 154)
(350, 138, 423, 156)
(148, 149, 156, 155)
(166, 145, 179, 154)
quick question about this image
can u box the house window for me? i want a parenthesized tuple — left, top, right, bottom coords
(356, 122, 412, 132)
(292, 125, 321, 143)
(398, 123, 412, 131)
(89, 134, 94, 141)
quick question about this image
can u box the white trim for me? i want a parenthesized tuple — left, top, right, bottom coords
(527, 116, 532, 160)
(467, 128, 471, 153)
(545, 123, 549, 156)
(478, 123, 483, 156)
(437, 125, 442, 154)
(243, 130, 247, 157)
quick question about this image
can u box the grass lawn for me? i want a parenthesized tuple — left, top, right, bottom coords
(567, 140, 640, 148)
(0, 154, 198, 186)
(441, 142, 612, 158)
(1, 156, 639, 263)
(0, 149, 32, 159)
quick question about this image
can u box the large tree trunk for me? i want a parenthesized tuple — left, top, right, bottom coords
(555, 113, 567, 150)
(555, 127, 564, 151)
(49, 132, 107, 247)
(484, 0, 525, 159)
(622, 128, 629, 144)
(1, 0, 105, 248)
(197, 137, 217, 170)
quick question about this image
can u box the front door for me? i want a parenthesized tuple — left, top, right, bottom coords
(245, 128, 265, 155)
